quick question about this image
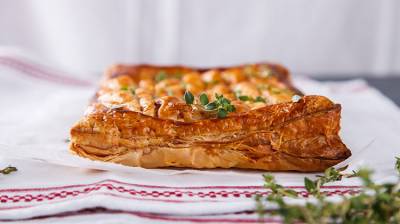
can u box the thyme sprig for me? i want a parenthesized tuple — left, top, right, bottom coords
(257, 158, 400, 223)
(0, 166, 17, 175)
(304, 165, 350, 199)
(184, 91, 235, 118)
(235, 91, 267, 103)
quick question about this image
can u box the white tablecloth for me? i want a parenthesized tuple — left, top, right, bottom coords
(0, 53, 400, 223)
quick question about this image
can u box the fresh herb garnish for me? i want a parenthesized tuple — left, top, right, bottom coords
(155, 71, 167, 82)
(217, 109, 228, 118)
(238, 95, 251, 101)
(205, 102, 217, 110)
(235, 90, 267, 103)
(214, 94, 235, 118)
(256, 157, 400, 223)
(0, 166, 17, 175)
(254, 96, 266, 103)
(184, 92, 235, 118)
(199, 93, 209, 106)
(263, 174, 298, 198)
(120, 86, 128, 91)
(184, 90, 194, 104)
(396, 157, 400, 174)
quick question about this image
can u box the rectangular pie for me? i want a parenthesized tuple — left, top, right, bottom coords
(70, 63, 351, 172)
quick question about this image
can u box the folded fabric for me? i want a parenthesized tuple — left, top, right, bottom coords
(0, 52, 400, 223)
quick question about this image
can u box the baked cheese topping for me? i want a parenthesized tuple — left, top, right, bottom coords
(96, 64, 300, 121)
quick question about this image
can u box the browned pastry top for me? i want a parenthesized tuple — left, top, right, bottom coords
(94, 63, 301, 122)
(70, 62, 351, 172)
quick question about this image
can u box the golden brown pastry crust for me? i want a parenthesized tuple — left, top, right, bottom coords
(70, 63, 351, 172)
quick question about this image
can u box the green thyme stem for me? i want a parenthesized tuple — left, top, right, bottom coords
(257, 157, 400, 223)
(184, 91, 235, 118)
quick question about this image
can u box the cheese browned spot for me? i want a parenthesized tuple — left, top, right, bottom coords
(94, 64, 300, 121)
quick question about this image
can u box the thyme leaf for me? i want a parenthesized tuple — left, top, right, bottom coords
(238, 95, 251, 101)
(0, 166, 17, 175)
(205, 102, 217, 110)
(254, 96, 266, 103)
(184, 91, 194, 105)
(256, 157, 400, 223)
(217, 108, 228, 118)
(235, 90, 267, 103)
(199, 93, 209, 106)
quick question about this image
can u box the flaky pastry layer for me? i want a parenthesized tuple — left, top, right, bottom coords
(70, 63, 351, 171)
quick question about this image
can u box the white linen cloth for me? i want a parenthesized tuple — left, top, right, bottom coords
(0, 52, 400, 223)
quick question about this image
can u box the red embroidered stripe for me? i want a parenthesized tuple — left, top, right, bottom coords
(0, 181, 362, 204)
(0, 179, 362, 193)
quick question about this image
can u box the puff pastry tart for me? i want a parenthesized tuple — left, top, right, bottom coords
(70, 63, 351, 172)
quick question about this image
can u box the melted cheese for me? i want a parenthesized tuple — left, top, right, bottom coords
(97, 64, 298, 121)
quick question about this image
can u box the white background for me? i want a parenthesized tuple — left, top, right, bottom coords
(1, 0, 399, 77)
